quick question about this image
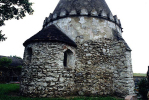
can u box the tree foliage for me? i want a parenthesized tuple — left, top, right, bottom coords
(0, 31, 6, 41)
(10, 55, 22, 59)
(0, 0, 34, 41)
(0, 0, 34, 26)
(138, 78, 149, 99)
(0, 57, 12, 68)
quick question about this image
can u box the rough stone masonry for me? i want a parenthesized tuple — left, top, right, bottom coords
(20, 0, 135, 97)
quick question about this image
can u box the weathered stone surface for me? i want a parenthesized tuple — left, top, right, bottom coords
(21, 39, 134, 97)
(125, 94, 137, 100)
(53, 17, 121, 42)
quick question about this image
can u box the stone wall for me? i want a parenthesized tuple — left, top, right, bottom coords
(21, 38, 134, 97)
(113, 51, 134, 96)
(21, 42, 76, 97)
(47, 17, 122, 42)
(75, 38, 134, 96)
(75, 39, 114, 96)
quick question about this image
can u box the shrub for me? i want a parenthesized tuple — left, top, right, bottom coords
(0, 57, 12, 68)
(138, 78, 149, 99)
(16, 66, 22, 69)
(9, 55, 22, 59)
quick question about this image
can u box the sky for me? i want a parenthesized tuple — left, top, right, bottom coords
(0, 0, 149, 73)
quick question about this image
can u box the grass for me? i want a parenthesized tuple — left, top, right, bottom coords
(0, 84, 123, 100)
(133, 73, 146, 77)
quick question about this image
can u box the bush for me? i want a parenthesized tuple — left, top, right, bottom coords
(138, 78, 149, 99)
(9, 55, 22, 59)
(0, 57, 12, 68)
(16, 66, 22, 69)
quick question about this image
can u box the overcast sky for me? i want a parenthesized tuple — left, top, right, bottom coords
(1, 0, 149, 73)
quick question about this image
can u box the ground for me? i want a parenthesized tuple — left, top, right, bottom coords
(133, 73, 146, 77)
(0, 84, 123, 100)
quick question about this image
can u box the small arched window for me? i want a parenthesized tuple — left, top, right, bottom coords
(63, 49, 73, 67)
(26, 47, 32, 63)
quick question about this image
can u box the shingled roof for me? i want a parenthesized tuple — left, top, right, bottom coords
(23, 25, 77, 47)
(43, 0, 122, 31)
(53, 0, 112, 16)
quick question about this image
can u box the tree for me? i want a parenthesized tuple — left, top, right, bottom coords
(10, 55, 22, 59)
(0, 57, 12, 68)
(0, 0, 34, 41)
(0, 31, 6, 41)
(138, 78, 149, 99)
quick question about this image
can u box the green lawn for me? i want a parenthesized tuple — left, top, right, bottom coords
(0, 84, 123, 100)
(133, 73, 146, 77)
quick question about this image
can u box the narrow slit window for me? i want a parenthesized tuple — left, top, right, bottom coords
(64, 52, 67, 67)
(26, 48, 32, 63)
(63, 49, 73, 67)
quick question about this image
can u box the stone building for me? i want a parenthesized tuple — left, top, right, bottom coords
(20, 0, 134, 97)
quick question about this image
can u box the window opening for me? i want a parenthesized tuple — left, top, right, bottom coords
(64, 52, 67, 67)
(63, 49, 73, 67)
(26, 48, 32, 63)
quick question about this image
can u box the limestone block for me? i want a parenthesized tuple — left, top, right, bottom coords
(109, 13, 114, 21)
(45, 77, 52, 81)
(81, 8, 88, 15)
(51, 82, 55, 86)
(30, 82, 35, 85)
(38, 72, 45, 77)
(102, 48, 106, 54)
(84, 49, 88, 52)
(87, 61, 92, 65)
(45, 65, 51, 69)
(60, 77, 65, 82)
(28, 86, 34, 91)
(78, 91, 84, 96)
(91, 9, 98, 16)
(86, 53, 92, 56)
(53, 14, 57, 19)
(79, 17, 86, 24)
(37, 79, 45, 82)
(41, 94, 47, 97)
(60, 10, 66, 17)
(69, 9, 77, 15)
(125, 94, 137, 100)
(84, 43, 88, 46)
(39, 82, 47, 87)
(47, 72, 59, 78)
(36, 82, 42, 86)
(101, 10, 107, 18)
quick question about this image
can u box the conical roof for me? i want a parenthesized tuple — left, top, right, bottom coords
(53, 0, 112, 16)
(23, 25, 77, 47)
(43, 0, 122, 29)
